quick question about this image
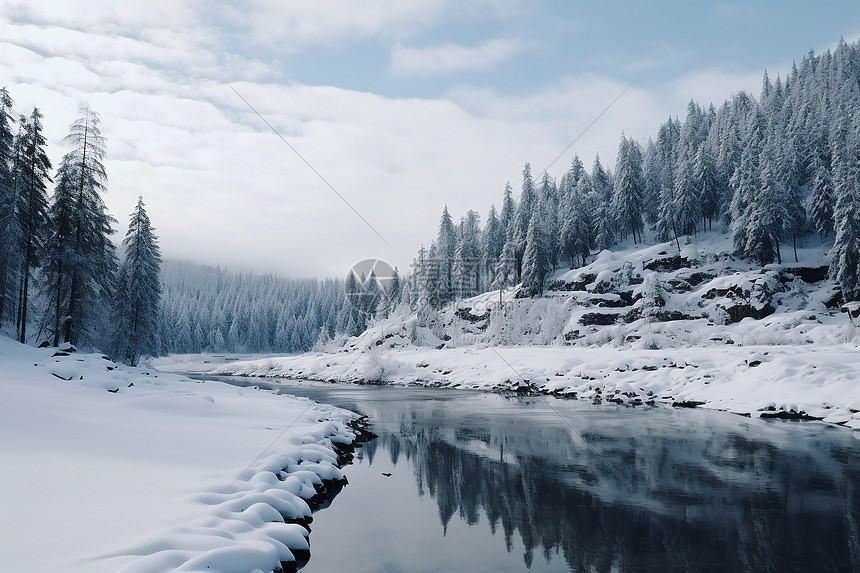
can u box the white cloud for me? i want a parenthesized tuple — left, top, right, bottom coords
(235, 0, 451, 47)
(0, 20, 681, 278)
(2, 0, 825, 280)
(390, 38, 523, 76)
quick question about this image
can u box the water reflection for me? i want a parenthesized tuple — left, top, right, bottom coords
(228, 380, 860, 572)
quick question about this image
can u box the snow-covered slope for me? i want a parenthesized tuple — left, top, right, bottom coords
(209, 233, 860, 430)
(0, 336, 361, 572)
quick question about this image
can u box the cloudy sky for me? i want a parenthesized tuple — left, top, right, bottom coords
(2, 1, 859, 278)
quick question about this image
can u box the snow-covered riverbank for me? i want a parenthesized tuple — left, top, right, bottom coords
(206, 341, 860, 431)
(0, 336, 362, 572)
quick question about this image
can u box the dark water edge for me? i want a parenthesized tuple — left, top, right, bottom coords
(189, 376, 860, 573)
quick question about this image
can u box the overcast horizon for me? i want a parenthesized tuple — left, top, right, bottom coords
(2, 1, 859, 278)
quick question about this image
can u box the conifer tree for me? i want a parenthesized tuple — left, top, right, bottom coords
(810, 151, 835, 240)
(613, 135, 645, 244)
(520, 209, 551, 297)
(436, 206, 456, 304)
(110, 196, 162, 364)
(42, 105, 116, 347)
(13, 108, 52, 343)
(641, 139, 661, 226)
(591, 154, 615, 251)
(498, 181, 516, 241)
(673, 146, 700, 237)
(0, 88, 16, 326)
(829, 105, 860, 300)
(512, 162, 536, 277)
(694, 145, 720, 231)
(483, 205, 503, 287)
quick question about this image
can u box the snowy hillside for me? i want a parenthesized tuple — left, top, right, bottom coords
(210, 233, 860, 430)
(0, 336, 364, 572)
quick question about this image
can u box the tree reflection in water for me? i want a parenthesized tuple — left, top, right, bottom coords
(355, 400, 860, 573)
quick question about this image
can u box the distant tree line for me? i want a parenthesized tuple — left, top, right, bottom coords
(408, 38, 860, 303)
(158, 261, 365, 355)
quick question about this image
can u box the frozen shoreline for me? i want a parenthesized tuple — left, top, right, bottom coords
(0, 337, 363, 572)
(202, 342, 860, 433)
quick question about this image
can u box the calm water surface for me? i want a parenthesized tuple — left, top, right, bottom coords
(213, 377, 860, 572)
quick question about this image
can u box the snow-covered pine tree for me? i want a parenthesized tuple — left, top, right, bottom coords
(810, 146, 835, 240)
(829, 99, 860, 300)
(42, 105, 117, 347)
(591, 154, 615, 251)
(564, 174, 593, 268)
(743, 133, 787, 265)
(641, 139, 661, 227)
(460, 210, 482, 295)
(537, 171, 560, 269)
(613, 135, 645, 244)
(493, 241, 517, 290)
(654, 117, 681, 241)
(512, 162, 536, 278)
(110, 196, 162, 365)
(424, 242, 443, 308)
(779, 131, 808, 262)
(483, 204, 503, 288)
(499, 181, 516, 241)
(436, 206, 456, 304)
(673, 145, 700, 237)
(560, 162, 588, 268)
(694, 144, 720, 231)
(13, 108, 52, 343)
(520, 206, 551, 297)
(0, 88, 16, 327)
(729, 106, 767, 259)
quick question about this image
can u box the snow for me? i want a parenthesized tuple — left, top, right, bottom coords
(0, 336, 358, 572)
(207, 232, 860, 431)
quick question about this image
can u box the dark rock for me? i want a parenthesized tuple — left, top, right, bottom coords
(38, 340, 51, 348)
(588, 298, 633, 308)
(666, 278, 693, 292)
(683, 272, 716, 286)
(589, 279, 614, 294)
(563, 330, 582, 341)
(824, 290, 843, 308)
(653, 310, 699, 322)
(702, 284, 748, 300)
(759, 410, 822, 421)
(720, 302, 775, 323)
(548, 273, 596, 292)
(644, 255, 687, 272)
(579, 312, 621, 326)
(51, 351, 70, 357)
(455, 308, 487, 323)
(787, 265, 829, 283)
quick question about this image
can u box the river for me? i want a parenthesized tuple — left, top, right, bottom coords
(205, 377, 860, 572)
